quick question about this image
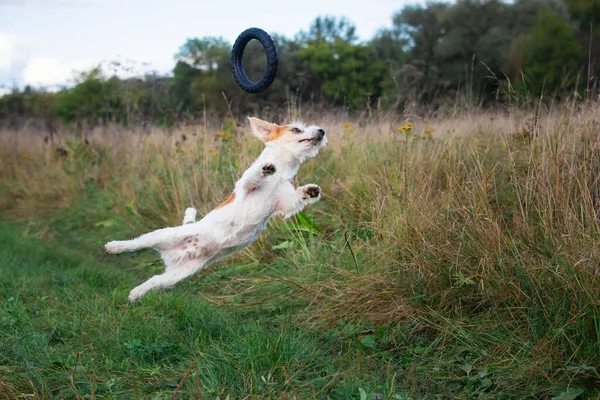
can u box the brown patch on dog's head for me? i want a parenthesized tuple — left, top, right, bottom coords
(264, 125, 289, 141)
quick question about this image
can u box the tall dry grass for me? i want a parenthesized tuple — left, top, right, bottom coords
(2, 105, 600, 392)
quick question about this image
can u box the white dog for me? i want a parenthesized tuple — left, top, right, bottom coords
(105, 117, 327, 302)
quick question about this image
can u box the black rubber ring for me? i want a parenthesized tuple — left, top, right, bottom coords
(231, 28, 279, 94)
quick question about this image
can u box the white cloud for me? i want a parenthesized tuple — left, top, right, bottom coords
(16, 56, 172, 89)
(0, 33, 18, 72)
(21, 57, 95, 88)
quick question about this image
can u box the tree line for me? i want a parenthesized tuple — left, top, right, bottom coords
(1, 0, 599, 128)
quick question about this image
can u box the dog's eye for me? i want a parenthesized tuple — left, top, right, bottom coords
(291, 128, 302, 133)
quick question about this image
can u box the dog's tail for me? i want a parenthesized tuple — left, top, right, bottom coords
(182, 207, 197, 225)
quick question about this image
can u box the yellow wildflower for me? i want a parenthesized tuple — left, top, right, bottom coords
(210, 150, 219, 157)
(217, 130, 231, 142)
(21, 152, 28, 159)
(406, 122, 413, 129)
(425, 127, 435, 134)
(343, 122, 352, 129)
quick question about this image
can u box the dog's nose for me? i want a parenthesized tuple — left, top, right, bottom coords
(317, 128, 325, 139)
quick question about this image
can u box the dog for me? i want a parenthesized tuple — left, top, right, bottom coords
(104, 117, 327, 302)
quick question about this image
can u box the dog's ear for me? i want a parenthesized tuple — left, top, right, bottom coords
(248, 117, 277, 141)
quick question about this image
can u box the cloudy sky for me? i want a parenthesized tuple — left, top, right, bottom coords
(0, 0, 431, 93)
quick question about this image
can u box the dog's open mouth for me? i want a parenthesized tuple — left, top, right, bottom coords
(298, 137, 320, 144)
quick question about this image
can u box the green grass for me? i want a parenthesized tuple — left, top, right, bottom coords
(1, 217, 429, 399)
(0, 221, 360, 399)
(2, 213, 588, 400)
(3, 111, 600, 399)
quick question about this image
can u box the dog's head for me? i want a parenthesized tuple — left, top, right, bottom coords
(248, 117, 327, 160)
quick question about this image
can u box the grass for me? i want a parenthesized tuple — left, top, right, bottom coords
(1, 217, 427, 399)
(0, 221, 336, 399)
(1, 107, 600, 399)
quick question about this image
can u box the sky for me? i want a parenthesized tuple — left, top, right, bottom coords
(0, 0, 433, 94)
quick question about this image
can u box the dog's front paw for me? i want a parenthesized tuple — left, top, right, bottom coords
(262, 163, 276, 176)
(306, 185, 320, 198)
(301, 184, 321, 201)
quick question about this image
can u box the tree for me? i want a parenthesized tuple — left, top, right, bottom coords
(299, 16, 388, 108)
(55, 68, 118, 125)
(297, 16, 359, 44)
(564, 0, 600, 93)
(175, 37, 230, 72)
(565, 0, 600, 26)
(171, 61, 201, 113)
(171, 38, 231, 115)
(392, 2, 449, 103)
(522, 8, 582, 96)
(434, 0, 513, 104)
(368, 28, 408, 106)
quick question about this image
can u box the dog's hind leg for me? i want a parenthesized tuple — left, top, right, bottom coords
(107, 209, 198, 254)
(182, 207, 197, 225)
(127, 259, 205, 302)
(105, 227, 180, 254)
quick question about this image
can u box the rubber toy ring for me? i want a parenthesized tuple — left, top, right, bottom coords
(231, 28, 279, 94)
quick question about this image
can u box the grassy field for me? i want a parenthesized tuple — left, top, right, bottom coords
(2, 106, 600, 399)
